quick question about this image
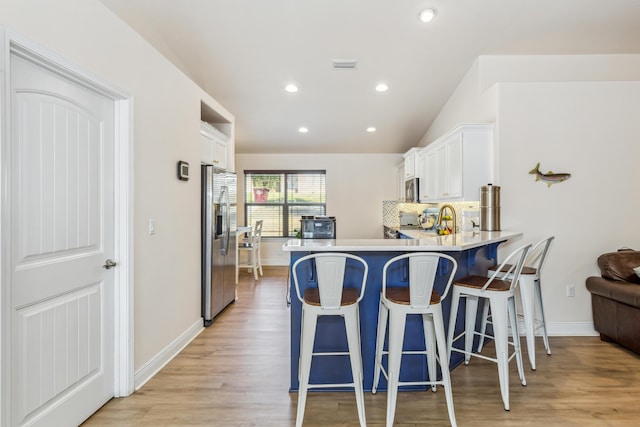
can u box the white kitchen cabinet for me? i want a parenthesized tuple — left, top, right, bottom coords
(201, 121, 229, 169)
(403, 147, 420, 179)
(421, 148, 437, 201)
(395, 162, 405, 201)
(419, 124, 494, 202)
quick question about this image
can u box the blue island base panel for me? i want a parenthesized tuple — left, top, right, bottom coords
(288, 245, 503, 392)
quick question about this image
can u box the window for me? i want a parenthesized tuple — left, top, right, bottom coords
(244, 170, 326, 238)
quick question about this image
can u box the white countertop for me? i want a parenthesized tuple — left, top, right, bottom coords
(282, 230, 522, 252)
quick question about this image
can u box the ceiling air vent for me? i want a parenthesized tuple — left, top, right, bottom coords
(332, 59, 358, 70)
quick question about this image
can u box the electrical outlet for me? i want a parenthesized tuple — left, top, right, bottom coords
(566, 285, 575, 297)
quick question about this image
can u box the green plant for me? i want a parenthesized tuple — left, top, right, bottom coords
(252, 174, 281, 191)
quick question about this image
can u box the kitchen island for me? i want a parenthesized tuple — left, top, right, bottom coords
(283, 231, 522, 392)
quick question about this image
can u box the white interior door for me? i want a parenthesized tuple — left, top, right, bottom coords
(9, 52, 116, 426)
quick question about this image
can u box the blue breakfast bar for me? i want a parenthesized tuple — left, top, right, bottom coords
(283, 230, 522, 392)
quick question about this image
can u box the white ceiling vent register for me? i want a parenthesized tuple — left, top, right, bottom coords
(332, 59, 358, 70)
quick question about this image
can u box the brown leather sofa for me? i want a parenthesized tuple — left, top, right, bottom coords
(586, 250, 640, 354)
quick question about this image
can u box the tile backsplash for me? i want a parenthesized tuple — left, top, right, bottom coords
(383, 200, 479, 230)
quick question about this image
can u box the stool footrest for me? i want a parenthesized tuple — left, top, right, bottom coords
(311, 351, 350, 357)
(451, 346, 520, 364)
(307, 382, 356, 389)
(397, 380, 445, 387)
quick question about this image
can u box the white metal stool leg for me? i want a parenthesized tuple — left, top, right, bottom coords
(385, 309, 407, 427)
(508, 296, 527, 386)
(296, 309, 318, 427)
(518, 274, 537, 370)
(433, 305, 457, 427)
(535, 279, 551, 354)
(423, 313, 438, 392)
(446, 287, 462, 365)
(463, 295, 479, 364)
(477, 300, 490, 352)
(489, 296, 511, 411)
(372, 301, 388, 394)
(344, 308, 366, 427)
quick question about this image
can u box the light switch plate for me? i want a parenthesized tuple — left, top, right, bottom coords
(149, 219, 156, 235)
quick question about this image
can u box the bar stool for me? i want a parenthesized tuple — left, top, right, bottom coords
(292, 253, 368, 427)
(372, 253, 458, 427)
(447, 244, 531, 411)
(481, 236, 555, 370)
(237, 220, 263, 281)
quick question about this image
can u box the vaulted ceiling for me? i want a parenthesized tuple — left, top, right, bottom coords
(99, 0, 640, 154)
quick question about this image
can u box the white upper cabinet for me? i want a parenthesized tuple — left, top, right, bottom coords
(403, 148, 420, 179)
(422, 148, 438, 201)
(201, 121, 229, 170)
(419, 124, 495, 202)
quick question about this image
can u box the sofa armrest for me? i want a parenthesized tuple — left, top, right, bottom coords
(586, 276, 640, 309)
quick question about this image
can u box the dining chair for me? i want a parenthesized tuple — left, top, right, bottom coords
(237, 220, 263, 281)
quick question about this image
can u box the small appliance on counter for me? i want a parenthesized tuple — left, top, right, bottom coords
(480, 184, 501, 231)
(462, 209, 480, 232)
(300, 216, 336, 239)
(399, 211, 419, 226)
(420, 207, 439, 231)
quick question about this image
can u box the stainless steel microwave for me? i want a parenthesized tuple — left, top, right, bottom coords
(405, 178, 419, 203)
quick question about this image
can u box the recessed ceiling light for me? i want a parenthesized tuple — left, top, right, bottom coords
(298, 127, 309, 133)
(375, 83, 388, 92)
(285, 83, 298, 93)
(366, 127, 376, 133)
(418, 8, 437, 23)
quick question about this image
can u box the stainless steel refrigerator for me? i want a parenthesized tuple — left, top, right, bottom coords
(201, 165, 237, 326)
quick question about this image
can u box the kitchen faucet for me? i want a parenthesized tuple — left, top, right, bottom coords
(437, 204, 457, 234)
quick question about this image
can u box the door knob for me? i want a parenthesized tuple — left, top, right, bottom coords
(103, 259, 117, 270)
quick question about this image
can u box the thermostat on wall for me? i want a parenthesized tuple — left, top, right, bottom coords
(177, 161, 189, 181)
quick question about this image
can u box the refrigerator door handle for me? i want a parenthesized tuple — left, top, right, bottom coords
(221, 185, 230, 255)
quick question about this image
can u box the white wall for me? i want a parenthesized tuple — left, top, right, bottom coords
(422, 55, 640, 333)
(236, 153, 402, 265)
(418, 58, 498, 147)
(0, 0, 234, 375)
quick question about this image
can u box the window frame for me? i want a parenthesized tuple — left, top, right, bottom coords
(244, 170, 326, 238)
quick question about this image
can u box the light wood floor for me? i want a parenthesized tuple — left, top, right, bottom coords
(83, 267, 640, 426)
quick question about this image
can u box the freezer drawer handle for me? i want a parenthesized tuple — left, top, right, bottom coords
(103, 259, 118, 270)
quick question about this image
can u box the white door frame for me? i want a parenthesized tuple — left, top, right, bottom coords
(0, 28, 134, 425)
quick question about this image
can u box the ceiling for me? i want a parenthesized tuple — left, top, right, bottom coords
(99, 0, 640, 154)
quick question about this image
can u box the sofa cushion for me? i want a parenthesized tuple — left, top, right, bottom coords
(597, 250, 640, 284)
(586, 276, 640, 309)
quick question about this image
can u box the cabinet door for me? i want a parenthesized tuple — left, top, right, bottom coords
(201, 130, 214, 165)
(434, 144, 447, 198)
(396, 162, 405, 201)
(213, 138, 227, 170)
(404, 151, 416, 179)
(422, 149, 437, 201)
(445, 134, 463, 199)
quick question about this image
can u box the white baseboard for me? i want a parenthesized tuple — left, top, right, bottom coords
(516, 320, 598, 337)
(134, 319, 204, 390)
(261, 258, 289, 266)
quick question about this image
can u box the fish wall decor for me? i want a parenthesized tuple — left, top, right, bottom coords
(529, 163, 571, 187)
